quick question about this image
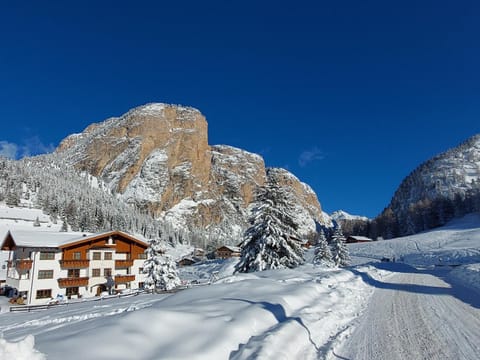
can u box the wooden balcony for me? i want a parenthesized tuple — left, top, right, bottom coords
(115, 275, 135, 284)
(58, 277, 89, 288)
(8, 259, 33, 270)
(59, 260, 90, 269)
(115, 259, 134, 268)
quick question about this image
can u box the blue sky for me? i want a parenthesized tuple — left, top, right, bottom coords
(0, 1, 479, 218)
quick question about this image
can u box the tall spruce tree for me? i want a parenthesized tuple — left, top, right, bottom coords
(143, 237, 181, 291)
(330, 227, 350, 267)
(235, 178, 304, 273)
(313, 230, 333, 266)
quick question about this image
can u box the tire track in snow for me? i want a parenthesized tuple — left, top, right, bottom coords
(333, 270, 480, 360)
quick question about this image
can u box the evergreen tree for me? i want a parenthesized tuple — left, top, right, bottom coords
(313, 230, 333, 266)
(235, 179, 304, 273)
(330, 227, 350, 267)
(143, 238, 181, 291)
(60, 217, 68, 232)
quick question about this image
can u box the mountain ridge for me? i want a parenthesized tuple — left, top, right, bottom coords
(55, 103, 331, 240)
(374, 133, 480, 238)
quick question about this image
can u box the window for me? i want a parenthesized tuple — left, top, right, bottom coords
(38, 270, 54, 279)
(92, 268, 101, 277)
(36, 289, 52, 299)
(66, 287, 79, 296)
(40, 252, 55, 260)
(104, 268, 112, 277)
(92, 252, 101, 260)
(68, 269, 80, 278)
(138, 282, 144, 289)
(104, 252, 112, 260)
(73, 252, 81, 260)
(138, 267, 144, 274)
(137, 253, 147, 259)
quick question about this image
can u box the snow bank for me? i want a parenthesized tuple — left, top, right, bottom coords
(0, 335, 45, 360)
(448, 263, 480, 295)
(0, 263, 381, 360)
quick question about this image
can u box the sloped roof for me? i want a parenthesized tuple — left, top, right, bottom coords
(347, 235, 373, 241)
(1, 230, 148, 250)
(217, 245, 241, 253)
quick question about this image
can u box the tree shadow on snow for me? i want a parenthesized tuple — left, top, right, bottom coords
(223, 298, 320, 358)
(429, 270, 480, 309)
(349, 268, 452, 296)
(350, 265, 480, 309)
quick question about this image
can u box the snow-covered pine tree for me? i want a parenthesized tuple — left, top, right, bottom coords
(235, 178, 304, 273)
(60, 217, 68, 232)
(313, 230, 333, 266)
(143, 237, 181, 291)
(330, 227, 350, 267)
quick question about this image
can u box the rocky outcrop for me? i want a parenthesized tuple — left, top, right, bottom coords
(374, 134, 480, 238)
(57, 103, 329, 239)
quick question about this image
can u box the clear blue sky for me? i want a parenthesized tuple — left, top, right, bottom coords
(1, 1, 479, 218)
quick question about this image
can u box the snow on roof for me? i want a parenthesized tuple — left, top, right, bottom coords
(3, 230, 147, 249)
(331, 210, 369, 222)
(347, 235, 373, 241)
(4, 230, 86, 248)
(218, 245, 241, 252)
(0, 207, 50, 223)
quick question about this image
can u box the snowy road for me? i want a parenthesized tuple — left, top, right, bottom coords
(334, 265, 480, 360)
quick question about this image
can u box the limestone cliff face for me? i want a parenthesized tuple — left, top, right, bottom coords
(57, 103, 329, 238)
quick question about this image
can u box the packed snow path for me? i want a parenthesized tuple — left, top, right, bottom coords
(334, 264, 480, 360)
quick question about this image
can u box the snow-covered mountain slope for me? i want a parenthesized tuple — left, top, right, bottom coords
(376, 134, 480, 237)
(331, 210, 369, 222)
(349, 213, 480, 267)
(55, 103, 329, 239)
(391, 134, 480, 210)
(0, 156, 162, 240)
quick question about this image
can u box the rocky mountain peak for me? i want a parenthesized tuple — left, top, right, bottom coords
(55, 103, 329, 239)
(375, 133, 480, 238)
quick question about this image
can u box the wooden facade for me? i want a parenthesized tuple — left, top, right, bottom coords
(216, 246, 241, 259)
(60, 232, 147, 261)
(346, 236, 373, 243)
(1, 230, 149, 304)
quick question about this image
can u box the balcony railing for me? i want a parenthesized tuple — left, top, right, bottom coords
(8, 259, 33, 271)
(60, 260, 90, 269)
(59, 260, 90, 269)
(115, 260, 134, 268)
(115, 275, 135, 284)
(58, 277, 89, 288)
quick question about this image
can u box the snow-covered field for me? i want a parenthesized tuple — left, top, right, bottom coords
(1, 209, 479, 359)
(0, 263, 387, 360)
(349, 213, 480, 292)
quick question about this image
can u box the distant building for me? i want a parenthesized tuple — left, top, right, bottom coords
(177, 257, 197, 267)
(1, 230, 148, 305)
(346, 235, 373, 244)
(215, 245, 241, 259)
